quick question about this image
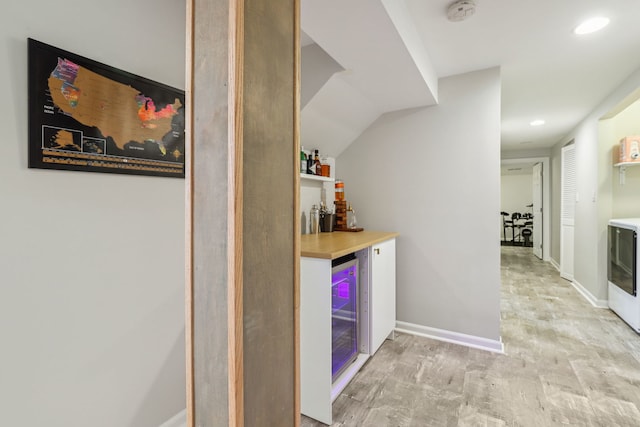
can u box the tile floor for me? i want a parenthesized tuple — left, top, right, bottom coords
(302, 246, 640, 426)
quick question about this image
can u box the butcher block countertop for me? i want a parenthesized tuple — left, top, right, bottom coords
(300, 230, 399, 259)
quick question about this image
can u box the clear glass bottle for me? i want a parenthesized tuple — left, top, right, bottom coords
(347, 204, 357, 229)
(310, 204, 320, 234)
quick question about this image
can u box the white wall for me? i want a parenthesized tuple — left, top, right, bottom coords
(0, 1, 186, 426)
(501, 173, 532, 217)
(337, 68, 502, 342)
(607, 100, 640, 217)
(301, 44, 344, 109)
(550, 66, 640, 301)
(500, 173, 532, 241)
(502, 148, 551, 159)
(300, 180, 334, 234)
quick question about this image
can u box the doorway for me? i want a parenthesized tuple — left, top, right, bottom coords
(532, 162, 543, 259)
(501, 157, 550, 261)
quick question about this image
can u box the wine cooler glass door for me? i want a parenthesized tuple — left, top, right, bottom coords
(331, 258, 358, 382)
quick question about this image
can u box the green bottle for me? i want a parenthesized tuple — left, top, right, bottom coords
(300, 146, 307, 174)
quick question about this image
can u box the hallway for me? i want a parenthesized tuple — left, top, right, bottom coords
(302, 247, 640, 426)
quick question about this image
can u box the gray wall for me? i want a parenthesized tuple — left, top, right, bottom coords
(337, 68, 502, 341)
(0, 1, 186, 425)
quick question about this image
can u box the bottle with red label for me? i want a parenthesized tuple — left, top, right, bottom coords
(314, 149, 322, 175)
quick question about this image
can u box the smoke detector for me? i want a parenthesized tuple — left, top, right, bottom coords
(447, 0, 476, 22)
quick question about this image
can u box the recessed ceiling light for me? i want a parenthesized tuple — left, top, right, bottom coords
(574, 17, 610, 35)
(530, 119, 545, 126)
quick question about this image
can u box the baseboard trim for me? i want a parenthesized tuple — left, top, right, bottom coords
(395, 321, 504, 354)
(159, 409, 186, 427)
(549, 257, 560, 272)
(571, 280, 608, 308)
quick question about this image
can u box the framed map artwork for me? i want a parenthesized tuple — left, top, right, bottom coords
(28, 38, 185, 178)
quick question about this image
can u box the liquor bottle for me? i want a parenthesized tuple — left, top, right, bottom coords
(320, 155, 330, 177)
(335, 179, 344, 201)
(307, 150, 314, 174)
(314, 150, 322, 176)
(300, 147, 307, 173)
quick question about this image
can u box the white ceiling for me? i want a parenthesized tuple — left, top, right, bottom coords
(300, 0, 640, 156)
(301, 0, 439, 156)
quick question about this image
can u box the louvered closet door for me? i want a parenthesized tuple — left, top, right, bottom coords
(560, 143, 576, 280)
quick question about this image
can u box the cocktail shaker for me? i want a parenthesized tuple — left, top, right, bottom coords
(310, 205, 320, 234)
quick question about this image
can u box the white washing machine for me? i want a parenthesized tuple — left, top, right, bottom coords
(608, 219, 640, 333)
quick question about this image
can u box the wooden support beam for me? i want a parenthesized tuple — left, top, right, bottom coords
(186, 0, 300, 425)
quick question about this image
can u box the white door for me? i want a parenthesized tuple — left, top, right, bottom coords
(370, 238, 396, 356)
(532, 162, 543, 259)
(560, 144, 576, 281)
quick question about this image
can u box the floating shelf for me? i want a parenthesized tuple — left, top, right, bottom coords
(613, 161, 640, 168)
(301, 173, 334, 183)
(614, 162, 640, 185)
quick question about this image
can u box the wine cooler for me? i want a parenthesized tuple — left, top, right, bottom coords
(331, 254, 359, 382)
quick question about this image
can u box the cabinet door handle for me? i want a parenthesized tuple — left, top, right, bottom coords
(374, 248, 380, 255)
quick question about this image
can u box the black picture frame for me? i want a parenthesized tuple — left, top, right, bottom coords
(28, 38, 185, 178)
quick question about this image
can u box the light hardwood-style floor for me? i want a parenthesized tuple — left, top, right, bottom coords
(302, 246, 640, 426)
